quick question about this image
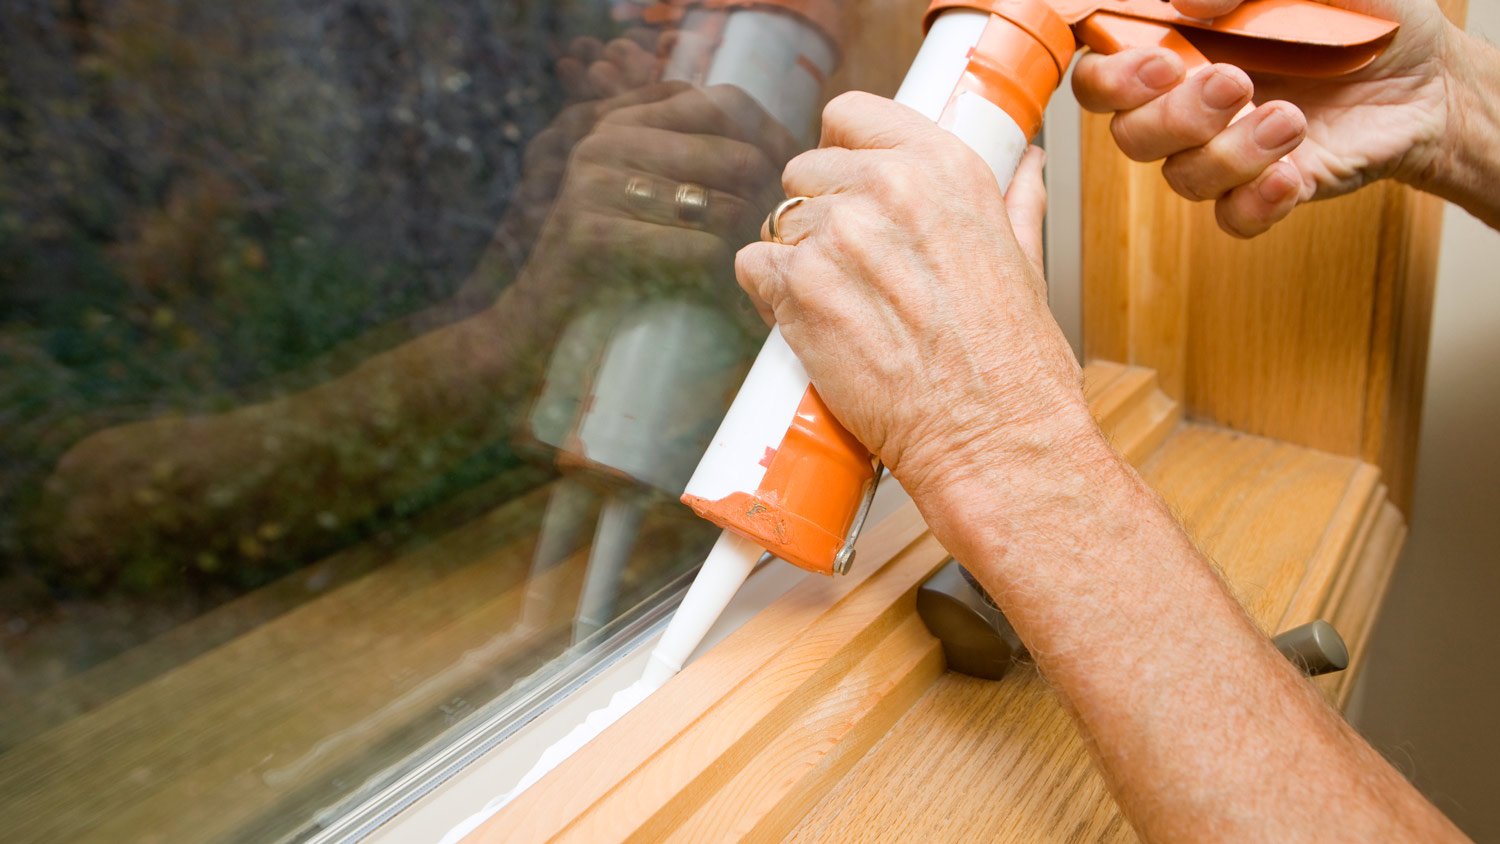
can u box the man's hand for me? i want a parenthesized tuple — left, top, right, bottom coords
(736, 91, 1091, 499)
(1072, 0, 1460, 237)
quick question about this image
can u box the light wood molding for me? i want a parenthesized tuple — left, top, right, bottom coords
(0, 482, 720, 843)
(471, 363, 1404, 843)
(1081, 127, 1444, 513)
(1077, 0, 1468, 516)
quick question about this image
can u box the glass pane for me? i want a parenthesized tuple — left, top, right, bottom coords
(0, 2, 833, 840)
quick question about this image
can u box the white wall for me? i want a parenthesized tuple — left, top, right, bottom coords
(1352, 10, 1500, 839)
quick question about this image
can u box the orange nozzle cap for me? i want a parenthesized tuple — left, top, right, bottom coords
(925, 0, 1076, 139)
(682, 386, 874, 576)
(925, 0, 1075, 78)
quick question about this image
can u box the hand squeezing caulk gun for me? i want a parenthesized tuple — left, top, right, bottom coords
(1070, 0, 1487, 235)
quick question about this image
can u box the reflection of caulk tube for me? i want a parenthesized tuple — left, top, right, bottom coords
(566, 300, 748, 641)
(534, 6, 840, 642)
(512, 307, 615, 635)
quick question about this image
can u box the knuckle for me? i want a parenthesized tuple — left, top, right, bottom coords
(820, 211, 861, 251)
(1214, 200, 1258, 240)
(781, 153, 810, 193)
(1162, 98, 1214, 147)
(726, 142, 765, 188)
(1161, 157, 1210, 201)
(823, 90, 870, 125)
(573, 130, 611, 161)
(952, 146, 993, 184)
(874, 160, 918, 202)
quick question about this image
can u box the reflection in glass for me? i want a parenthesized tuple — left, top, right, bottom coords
(0, 0, 838, 840)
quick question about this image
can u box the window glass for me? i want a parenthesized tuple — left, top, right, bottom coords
(0, 1, 835, 839)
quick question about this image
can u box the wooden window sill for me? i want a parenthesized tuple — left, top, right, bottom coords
(472, 361, 1405, 842)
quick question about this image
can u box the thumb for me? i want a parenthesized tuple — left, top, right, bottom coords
(1004, 146, 1047, 274)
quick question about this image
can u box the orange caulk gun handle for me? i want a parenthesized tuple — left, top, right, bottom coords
(1057, 0, 1399, 77)
(1073, 13, 1211, 75)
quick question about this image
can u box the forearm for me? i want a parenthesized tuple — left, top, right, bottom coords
(909, 410, 1463, 842)
(1421, 25, 1500, 230)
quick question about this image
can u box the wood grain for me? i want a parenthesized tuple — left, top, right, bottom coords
(784, 421, 1403, 843)
(478, 503, 938, 843)
(471, 364, 1179, 843)
(0, 485, 716, 844)
(1079, 88, 1457, 513)
(0, 474, 554, 752)
(476, 363, 1408, 844)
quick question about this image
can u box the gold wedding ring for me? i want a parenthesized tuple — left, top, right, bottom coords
(767, 196, 809, 245)
(625, 176, 657, 210)
(674, 182, 710, 228)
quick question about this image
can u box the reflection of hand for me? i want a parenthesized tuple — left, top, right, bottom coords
(1071, 0, 1461, 236)
(736, 92, 1088, 500)
(498, 36, 671, 256)
(557, 30, 664, 101)
(527, 83, 799, 306)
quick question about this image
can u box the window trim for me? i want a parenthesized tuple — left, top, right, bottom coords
(352, 480, 914, 844)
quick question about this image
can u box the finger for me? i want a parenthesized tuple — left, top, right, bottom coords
(781, 146, 868, 198)
(606, 85, 801, 167)
(1161, 101, 1306, 201)
(590, 81, 691, 124)
(818, 90, 943, 152)
(1072, 48, 1185, 113)
(568, 36, 603, 66)
(562, 209, 733, 274)
(557, 57, 591, 100)
(1109, 64, 1253, 162)
(587, 59, 626, 97)
(620, 26, 661, 53)
(735, 241, 797, 325)
(759, 195, 829, 246)
(575, 124, 781, 198)
(1004, 146, 1047, 274)
(603, 37, 658, 89)
(1214, 159, 1302, 238)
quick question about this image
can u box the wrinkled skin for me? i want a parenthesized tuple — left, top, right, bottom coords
(735, 91, 1083, 499)
(1071, 0, 1455, 237)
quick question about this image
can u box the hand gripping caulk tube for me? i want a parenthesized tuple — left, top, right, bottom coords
(679, 0, 1076, 580)
(681, 0, 1399, 582)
